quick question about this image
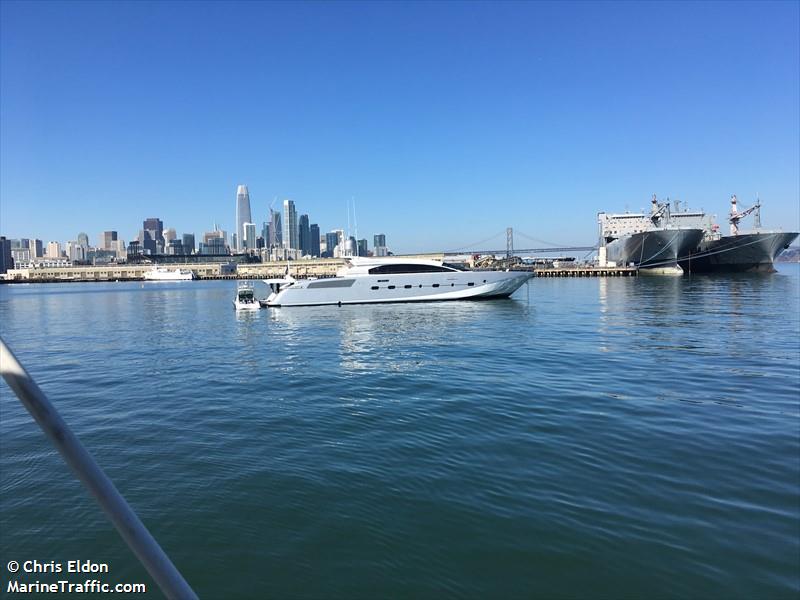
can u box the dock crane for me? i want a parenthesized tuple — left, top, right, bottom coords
(729, 195, 761, 236)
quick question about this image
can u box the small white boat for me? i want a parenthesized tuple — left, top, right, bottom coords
(142, 266, 195, 281)
(233, 282, 260, 310)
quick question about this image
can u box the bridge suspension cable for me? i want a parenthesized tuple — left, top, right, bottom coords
(446, 230, 506, 253)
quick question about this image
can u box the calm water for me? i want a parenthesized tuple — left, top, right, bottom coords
(1, 266, 799, 598)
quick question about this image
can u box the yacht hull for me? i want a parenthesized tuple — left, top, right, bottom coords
(679, 231, 799, 273)
(265, 270, 531, 307)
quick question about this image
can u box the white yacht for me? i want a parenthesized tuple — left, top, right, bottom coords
(142, 266, 195, 281)
(233, 282, 260, 310)
(262, 257, 532, 307)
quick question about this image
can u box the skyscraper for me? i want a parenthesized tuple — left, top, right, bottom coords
(310, 224, 320, 257)
(325, 232, 338, 258)
(101, 231, 118, 250)
(182, 233, 195, 254)
(357, 239, 368, 257)
(283, 199, 298, 251)
(243, 222, 257, 251)
(269, 209, 282, 248)
(374, 233, 389, 257)
(236, 185, 252, 252)
(142, 218, 164, 254)
(298, 214, 310, 256)
(46, 241, 61, 258)
(28, 239, 43, 258)
(77, 233, 89, 251)
(0, 237, 13, 273)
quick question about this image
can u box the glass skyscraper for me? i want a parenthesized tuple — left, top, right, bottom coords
(283, 199, 298, 251)
(310, 224, 320, 257)
(298, 214, 310, 256)
(235, 185, 252, 252)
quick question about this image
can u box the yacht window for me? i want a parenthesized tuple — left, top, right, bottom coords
(404, 284, 412, 289)
(451, 283, 454, 287)
(468, 282, 474, 286)
(371, 286, 379, 290)
(306, 279, 356, 289)
(378, 279, 389, 282)
(388, 285, 396, 289)
(432, 283, 440, 288)
(368, 264, 457, 274)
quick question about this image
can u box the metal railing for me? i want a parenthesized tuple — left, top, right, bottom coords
(0, 338, 198, 600)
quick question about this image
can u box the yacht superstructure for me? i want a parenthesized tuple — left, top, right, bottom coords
(142, 267, 195, 281)
(263, 257, 532, 307)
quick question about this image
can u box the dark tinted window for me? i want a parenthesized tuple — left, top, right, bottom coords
(468, 282, 474, 287)
(388, 285, 396, 289)
(432, 283, 440, 288)
(404, 284, 412, 289)
(371, 286, 379, 290)
(368, 264, 456, 275)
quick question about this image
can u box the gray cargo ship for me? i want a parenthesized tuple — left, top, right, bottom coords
(598, 196, 704, 275)
(673, 196, 799, 273)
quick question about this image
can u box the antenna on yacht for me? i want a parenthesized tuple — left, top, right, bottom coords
(352, 196, 359, 255)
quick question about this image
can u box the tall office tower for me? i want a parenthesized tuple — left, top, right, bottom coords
(325, 232, 338, 258)
(269, 209, 282, 247)
(374, 233, 389, 257)
(182, 233, 195, 254)
(46, 241, 61, 258)
(231, 233, 238, 251)
(261, 222, 269, 244)
(298, 214, 310, 256)
(101, 231, 118, 250)
(283, 199, 298, 251)
(167, 239, 184, 255)
(29, 239, 43, 258)
(10, 239, 24, 249)
(0, 237, 13, 273)
(163, 228, 177, 243)
(235, 185, 252, 252)
(77, 232, 89, 249)
(345, 236, 357, 257)
(127, 241, 141, 256)
(243, 222, 257, 251)
(357, 239, 368, 257)
(142, 218, 164, 254)
(310, 224, 320, 257)
(11, 248, 31, 264)
(65, 241, 85, 262)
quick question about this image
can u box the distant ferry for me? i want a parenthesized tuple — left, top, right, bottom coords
(142, 266, 195, 281)
(672, 196, 799, 273)
(598, 196, 704, 275)
(262, 257, 532, 307)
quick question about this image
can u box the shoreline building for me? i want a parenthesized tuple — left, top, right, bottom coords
(236, 185, 252, 252)
(310, 224, 320, 257)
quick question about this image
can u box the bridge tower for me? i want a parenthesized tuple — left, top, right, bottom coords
(506, 228, 514, 258)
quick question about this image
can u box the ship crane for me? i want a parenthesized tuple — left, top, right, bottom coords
(649, 194, 671, 225)
(729, 194, 761, 236)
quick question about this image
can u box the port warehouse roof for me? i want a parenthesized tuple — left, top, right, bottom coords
(1, 254, 447, 282)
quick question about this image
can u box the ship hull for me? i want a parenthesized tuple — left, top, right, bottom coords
(679, 231, 799, 273)
(605, 228, 704, 273)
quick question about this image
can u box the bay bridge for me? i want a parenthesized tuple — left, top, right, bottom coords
(444, 228, 596, 258)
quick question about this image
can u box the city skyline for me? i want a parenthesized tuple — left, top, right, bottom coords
(1, 2, 798, 251)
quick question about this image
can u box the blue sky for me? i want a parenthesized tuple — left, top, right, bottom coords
(1, 0, 798, 253)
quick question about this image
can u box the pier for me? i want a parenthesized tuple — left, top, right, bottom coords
(530, 267, 637, 277)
